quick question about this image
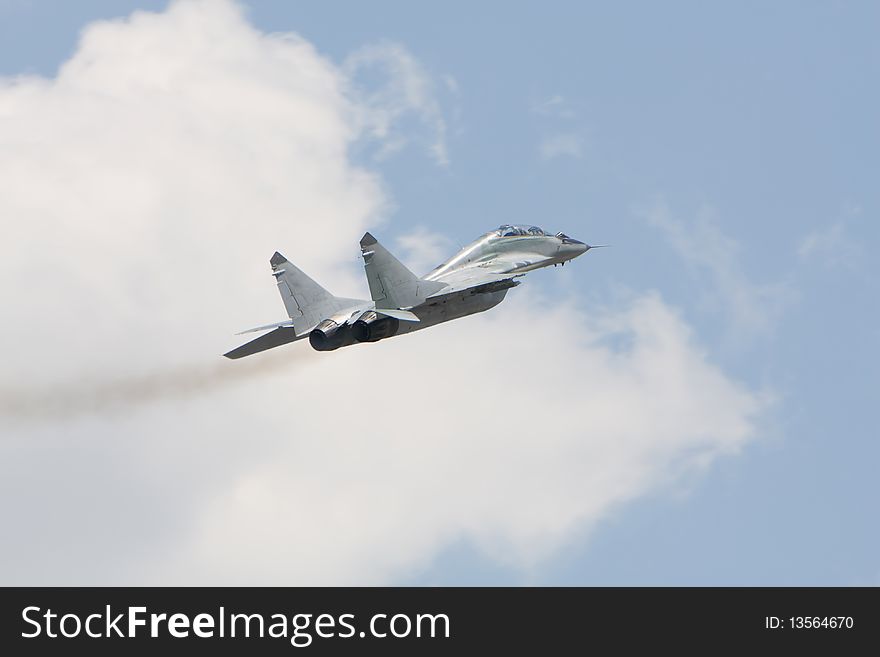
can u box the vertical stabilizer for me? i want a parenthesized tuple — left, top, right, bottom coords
(270, 252, 363, 335)
(360, 233, 445, 309)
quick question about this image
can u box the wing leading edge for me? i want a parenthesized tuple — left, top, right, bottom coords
(425, 269, 524, 299)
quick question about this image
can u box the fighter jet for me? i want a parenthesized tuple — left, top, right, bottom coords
(224, 224, 600, 358)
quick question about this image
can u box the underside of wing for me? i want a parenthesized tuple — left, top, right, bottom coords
(426, 268, 524, 299)
(223, 327, 303, 359)
(236, 319, 296, 335)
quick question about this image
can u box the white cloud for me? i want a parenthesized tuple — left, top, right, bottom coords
(168, 291, 764, 584)
(442, 74, 459, 95)
(539, 133, 583, 161)
(532, 95, 583, 161)
(531, 94, 576, 119)
(394, 226, 454, 275)
(344, 41, 449, 165)
(797, 220, 862, 268)
(0, 0, 766, 584)
(644, 202, 795, 341)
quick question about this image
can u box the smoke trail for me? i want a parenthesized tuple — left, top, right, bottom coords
(0, 351, 315, 423)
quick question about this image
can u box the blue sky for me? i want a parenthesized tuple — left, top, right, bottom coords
(1, 0, 877, 584)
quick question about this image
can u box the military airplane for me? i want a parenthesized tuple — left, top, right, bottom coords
(224, 225, 600, 358)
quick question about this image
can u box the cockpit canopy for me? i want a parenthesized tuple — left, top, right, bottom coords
(495, 224, 547, 237)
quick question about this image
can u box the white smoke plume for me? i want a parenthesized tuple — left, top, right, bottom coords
(0, 0, 767, 585)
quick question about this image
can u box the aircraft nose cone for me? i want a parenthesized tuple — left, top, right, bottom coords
(560, 237, 588, 258)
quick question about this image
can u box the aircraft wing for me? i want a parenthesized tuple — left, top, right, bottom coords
(223, 326, 304, 359)
(426, 267, 524, 299)
(235, 319, 296, 335)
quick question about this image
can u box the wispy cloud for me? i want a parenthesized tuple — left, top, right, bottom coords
(441, 74, 459, 95)
(532, 94, 583, 161)
(797, 220, 862, 269)
(644, 202, 796, 342)
(395, 226, 454, 275)
(531, 94, 577, 119)
(344, 42, 449, 166)
(539, 133, 583, 161)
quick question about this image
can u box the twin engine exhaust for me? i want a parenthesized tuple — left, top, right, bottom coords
(307, 319, 351, 351)
(308, 311, 401, 351)
(351, 311, 399, 343)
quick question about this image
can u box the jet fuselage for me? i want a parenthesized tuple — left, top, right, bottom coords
(223, 224, 596, 359)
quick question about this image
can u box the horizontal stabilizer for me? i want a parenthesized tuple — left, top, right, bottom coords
(224, 327, 303, 359)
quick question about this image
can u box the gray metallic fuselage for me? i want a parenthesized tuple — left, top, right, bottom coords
(223, 224, 593, 358)
(425, 230, 588, 281)
(395, 289, 509, 335)
(343, 226, 588, 346)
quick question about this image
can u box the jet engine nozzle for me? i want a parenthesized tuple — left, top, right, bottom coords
(309, 319, 351, 351)
(352, 310, 400, 343)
